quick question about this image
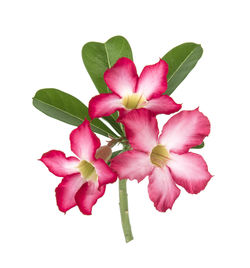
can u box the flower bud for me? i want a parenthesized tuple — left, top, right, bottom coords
(95, 146, 112, 162)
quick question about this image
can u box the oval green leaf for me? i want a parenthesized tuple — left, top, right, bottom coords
(33, 88, 119, 138)
(162, 43, 203, 95)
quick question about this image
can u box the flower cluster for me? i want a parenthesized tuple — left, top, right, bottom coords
(41, 57, 212, 215)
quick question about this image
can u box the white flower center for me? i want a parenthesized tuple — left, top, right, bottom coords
(122, 93, 147, 110)
(77, 160, 97, 181)
(150, 145, 170, 168)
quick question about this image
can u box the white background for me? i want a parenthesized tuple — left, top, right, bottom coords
(1, 0, 250, 267)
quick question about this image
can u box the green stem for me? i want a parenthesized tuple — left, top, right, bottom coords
(119, 179, 133, 243)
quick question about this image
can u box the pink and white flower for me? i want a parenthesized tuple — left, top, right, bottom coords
(88, 57, 181, 119)
(40, 120, 117, 215)
(111, 109, 212, 212)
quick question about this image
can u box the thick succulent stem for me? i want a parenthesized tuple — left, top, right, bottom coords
(119, 179, 133, 243)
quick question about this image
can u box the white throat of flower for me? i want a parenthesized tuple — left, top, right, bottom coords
(150, 145, 170, 168)
(122, 93, 147, 110)
(77, 160, 97, 182)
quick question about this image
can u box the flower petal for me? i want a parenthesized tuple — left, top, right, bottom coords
(75, 182, 105, 215)
(55, 173, 84, 213)
(167, 152, 212, 194)
(70, 119, 100, 161)
(136, 59, 168, 99)
(159, 109, 211, 154)
(104, 57, 138, 97)
(40, 150, 79, 177)
(88, 93, 123, 119)
(118, 109, 158, 153)
(111, 150, 153, 182)
(93, 158, 117, 186)
(145, 95, 182, 116)
(148, 166, 180, 212)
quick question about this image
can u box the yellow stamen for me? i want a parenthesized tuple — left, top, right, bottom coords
(150, 145, 170, 168)
(77, 160, 97, 181)
(122, 93, 146, 110)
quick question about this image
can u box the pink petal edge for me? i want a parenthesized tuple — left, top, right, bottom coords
(168, 152, 212, 194)
(75, 182, 106, 215)
(93, 158, 117, 186)
(118, 109, 159, 153)
(111, 150, 153, 182)
(40, 150, 79, 177)
(136, 59, 168, 99)
(70, 119, 100, 161)
(159, 108, 211, 154)
(145, 95, 182, 116)
(104, 57, 138, 97)
(55, 173, 84, 213)
(148, 166, 180, 212)
(88, 93, 123, 119)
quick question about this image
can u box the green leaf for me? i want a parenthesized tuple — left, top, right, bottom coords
(33, 88, 119, 138)
(192, 142, 204, 149)
(82, 35, 133, 135)
(82, 35, 133, 94)
(162, 43, 203, 95)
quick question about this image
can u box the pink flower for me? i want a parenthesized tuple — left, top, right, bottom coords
(40, 120, 117, 215)
(111, 109, 212, 212)
(88, 57, 181, 119)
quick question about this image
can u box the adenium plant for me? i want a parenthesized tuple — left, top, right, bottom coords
(33, 35, 212, 243)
